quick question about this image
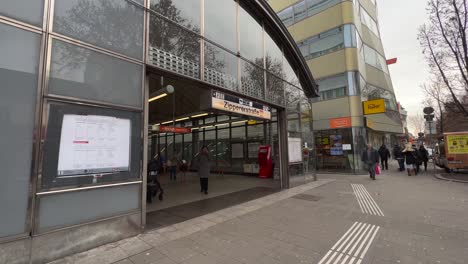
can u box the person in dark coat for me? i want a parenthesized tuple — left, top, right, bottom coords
(419, 145, 429, 171)
(362, 143, 380, 180)
(196, 146, 211, 194)
(393, 144, 405, 171)
(412, 144, 422, 175)
(402, 143, 416, 176)
(378, 144, 391, 170)
(147, 154, 163, 203)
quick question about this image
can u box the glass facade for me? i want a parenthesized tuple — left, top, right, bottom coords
(0, 0, 315, 252)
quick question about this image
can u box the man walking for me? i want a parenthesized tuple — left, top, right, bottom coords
(393, 144, 405, 171)
(362, 143, 380, 180)
(378, 144, 391, 170)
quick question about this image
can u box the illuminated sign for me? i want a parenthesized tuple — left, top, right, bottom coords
(363, 99, 386, 115)
(156, 125, 191, 134)
(330, 117, 351, 128)
(211, 91, 271, 120)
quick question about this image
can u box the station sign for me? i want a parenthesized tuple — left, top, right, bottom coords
(153, 125, 191, 134)
(211, 91, 271, 120)
(363, 99, 386, 115)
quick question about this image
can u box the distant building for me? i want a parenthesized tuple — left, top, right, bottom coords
(269, 0, 403, 172)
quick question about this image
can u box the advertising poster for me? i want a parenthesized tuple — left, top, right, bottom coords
(330, 135, 343, 156)
(447, 135, 468, 154)
(57, 115, 131, 176)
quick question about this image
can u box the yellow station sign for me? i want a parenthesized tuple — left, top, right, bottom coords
(363, 99, 386, 115)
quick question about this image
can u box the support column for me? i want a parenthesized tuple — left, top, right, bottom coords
(278, 108, 289, 189)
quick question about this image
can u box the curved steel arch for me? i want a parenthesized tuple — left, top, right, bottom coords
(241, 0, 319, 98)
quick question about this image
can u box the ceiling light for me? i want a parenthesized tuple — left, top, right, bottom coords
(215, 123, 229, 127)
(161, 120, 172, 125)
(190, 113, 208, 118)
(148, 93, 167, 103)
(175, 117, 189, 122)
(191, 127, 199, 131)
(201, 125, 214, 129)
(232, 120, 248, 125)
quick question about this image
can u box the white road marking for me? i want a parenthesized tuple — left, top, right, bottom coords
(351, 184, 384, 216)
(317, 222, 380, 264)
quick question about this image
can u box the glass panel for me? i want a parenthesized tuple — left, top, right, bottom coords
(49, 40, 143, 107)
(266, 72, 285, 105)
(293, 1, 307, 22)
(241, 60, 265, 99)
(239, 5, 263, 66)
(315, 128, 354, 172)
(150, 0, 200, 33)
(217, 128, 230, 168)
(306, 0, 341, 17)
(204, 0, 237, 52)
(149, 16, 200, 79)
(278, 6, 294, 27)
(363, 45, 388, 73)
(360, 5, 379, 37)
(204, 42, 238, 91)
(265, 33, 283, 77)
(247, 124, 264, 140)
(285, 83, 301, 111)
(41, 103, 142, 190)
(38, 184, 139, 231)
(283, 59, 300, 87)
(306, 26, 344, 59)
(183, 133, 193, 161)
(0, 0, 43, 26)
(54, 0, 143, 59)
(0, 24, 40, 237)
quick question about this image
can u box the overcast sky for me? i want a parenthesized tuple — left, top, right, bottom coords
(377, 0, 429, 124)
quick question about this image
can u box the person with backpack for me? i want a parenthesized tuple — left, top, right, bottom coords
(419, 145, 429, 172)
(378, 144, 391, 170)
(402, 143, 416, 176)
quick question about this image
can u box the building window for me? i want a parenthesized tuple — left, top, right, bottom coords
(359, 5, 379, 37)
(278, 6, 294, 27)
(363, 45, 389, 74)
(277, 0, 342, 27)
(361, 84, 398, 111)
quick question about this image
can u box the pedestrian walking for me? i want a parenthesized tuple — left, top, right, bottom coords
(378, 144, 391, 170)
(419, 145, 429, 171)
(361, 143, 380, 180)
(196, 146, 211, 194)
(393, 144, 405, 171)
(402, 143, 416, 176)
(147, 154, 163, 203)
(412, 144, 422, 175)
(169, 154, 178, 181)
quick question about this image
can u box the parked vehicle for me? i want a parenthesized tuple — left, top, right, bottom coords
(434, 132, 468, 172)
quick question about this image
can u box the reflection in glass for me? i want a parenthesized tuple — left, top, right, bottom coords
(265, 33, 283, 77)
(0, 23, 40, 238)
(283, 59, 300, 87)
(150, 0, 200, 33)
(241, 60, 265, 100)
(204, 0, 237, 52)
(54, 0, 144, 59)
(285, 83, 302, 111)
(266, 72, 285, 105)
(239, 5, 264, 66)
(204, 42, 238, 91)
(149, 15, 200, 78)
(49, 40, 143, 107)
(1, 0, 43, 26)
(362, 84, 397, 111)
(217, 128, 230, 169)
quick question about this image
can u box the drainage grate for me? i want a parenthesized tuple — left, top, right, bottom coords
(292, 194, 321, 202)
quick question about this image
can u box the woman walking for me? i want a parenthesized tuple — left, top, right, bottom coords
(402, 143, 416, 176)
(419, 145, 429, 172)
(196, 146, 211, 195)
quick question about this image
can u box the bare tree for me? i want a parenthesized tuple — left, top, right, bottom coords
(421, 78, 446, 133)
(418, 0, 468, 117)
(408, 113, 426, 135)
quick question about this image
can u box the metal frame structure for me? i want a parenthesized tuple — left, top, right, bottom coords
(0, 1, 316, 261)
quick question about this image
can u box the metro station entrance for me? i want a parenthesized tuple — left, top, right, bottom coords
(144, 71, 282, 229)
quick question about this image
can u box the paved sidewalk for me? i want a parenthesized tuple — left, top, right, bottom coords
(49, 165, 468, 264)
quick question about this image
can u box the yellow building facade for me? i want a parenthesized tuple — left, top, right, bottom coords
(270, 0, 404, 172)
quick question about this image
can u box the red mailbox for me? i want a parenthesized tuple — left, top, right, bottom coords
(258, 145, 273, 178)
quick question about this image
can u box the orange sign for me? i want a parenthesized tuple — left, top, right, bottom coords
(330, 117, 351, 128)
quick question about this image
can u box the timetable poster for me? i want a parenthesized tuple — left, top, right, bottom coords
(330, 135, 344, 156)
(57, 115, 131, 176)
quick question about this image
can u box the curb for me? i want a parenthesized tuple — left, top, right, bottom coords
(434, 174, 468, 183)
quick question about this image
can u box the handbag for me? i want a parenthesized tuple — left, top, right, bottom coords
(374, 164, 381, 175)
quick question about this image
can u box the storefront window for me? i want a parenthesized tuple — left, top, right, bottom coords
(315, 129, 354, 172)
